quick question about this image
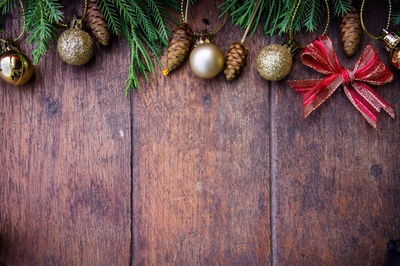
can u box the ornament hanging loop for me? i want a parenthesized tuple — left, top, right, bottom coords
(0, 39, 18, 53)
(360, 0, 391, 40)
(70, 16, 83, 30)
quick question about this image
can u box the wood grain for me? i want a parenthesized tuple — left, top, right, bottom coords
(0, 3, 131, 265)
(131, 2, 271, 265)
(271, 2, 400, 265)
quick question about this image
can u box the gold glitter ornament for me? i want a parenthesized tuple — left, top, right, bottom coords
(57, 17, 94, 66)
(256, 43, 298, 81)
(381, 30, 400, 69)
(189, 35, 224, 79)
(0, 39, 33, 86)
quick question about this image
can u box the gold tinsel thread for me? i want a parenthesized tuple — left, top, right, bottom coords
(256, 44, 292, 81)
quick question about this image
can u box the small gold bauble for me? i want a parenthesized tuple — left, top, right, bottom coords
(391, 47, 400, 69)
(256, 44, 293, 81)
(189, 43, 224, 79)
(0, 40, 33, 86)
(57, 19, 94, 66)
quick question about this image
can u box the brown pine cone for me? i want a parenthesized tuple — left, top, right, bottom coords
(87, 0, 110, 46)
(340, 8, 362, 57)
(163, 23, 194, 75)
(224, 42, 248, 81)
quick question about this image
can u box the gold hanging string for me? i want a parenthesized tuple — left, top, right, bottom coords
(289, 0, 330, 41)
(240, 0, 262, 44)
(180, 0, 227, 36)
(360, 0, 391, 40)
(59, 0, 88, 28)
(13, 0, 25, 42)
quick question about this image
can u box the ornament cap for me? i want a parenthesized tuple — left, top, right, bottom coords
(193, 31, 212, 48)
(0, 39, 19, 54)
(70, 16, 83, 30)
(282, 39, 301, 56)
(381, 29, 400, 52)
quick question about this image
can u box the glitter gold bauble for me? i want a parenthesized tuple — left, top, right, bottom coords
(382, 30, 400, 69)
(391, 47, 400, 69)
(0, 39, 33, 86)
(189, 37, 224, 79)
(57, 18, 94, 66)
(256, 44, 292, 81)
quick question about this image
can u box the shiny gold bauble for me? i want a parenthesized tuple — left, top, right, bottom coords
(189, 43, 224, 79)
(391, 47, 400, 69)
(0, 41, 33, 85)
(256, 44, 293, 81)
(57, 26, 94, 66)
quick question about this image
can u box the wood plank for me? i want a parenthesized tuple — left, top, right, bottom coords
(132, 2, 271, 264)
(271, 2, 400, 264)
(0, 3, 131, 265)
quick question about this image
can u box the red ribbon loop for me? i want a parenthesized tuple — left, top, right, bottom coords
(287, 35, 395, 128)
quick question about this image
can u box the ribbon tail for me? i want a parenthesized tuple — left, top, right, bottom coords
(287, 79, 321, 95)
(344, 82, 395, 128)
(302, 74, 343, 118)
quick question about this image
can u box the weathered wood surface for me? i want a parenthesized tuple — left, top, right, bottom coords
(272, 1, 400, 265)
(0, 2, 131, 265)
(132, 2, 271, 265)
(0, 0, 399, 265)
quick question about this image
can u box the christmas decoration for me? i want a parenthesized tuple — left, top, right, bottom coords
(381, 30, 400, 69)
(57, 18, 94, 66)
(87, 0, 110, 46)
(0, 39, 33, 86)
(287, 36, 394, 128)
(189, 35, 224, 79)
(224, 0, 261, 81)
(163, 23, 194, 76)
(340, 8, 362, 57)
(256, 44, 293, 81)
(224, 42, 248, 80)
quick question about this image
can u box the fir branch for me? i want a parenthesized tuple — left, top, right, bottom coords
(0, 0, 16, 15)
(332, 0, 351, 16)
(25, 0, 64, 65)
(97, 0, 120, 35)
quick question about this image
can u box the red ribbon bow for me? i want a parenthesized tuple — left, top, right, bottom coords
(287, 35, 395, 128)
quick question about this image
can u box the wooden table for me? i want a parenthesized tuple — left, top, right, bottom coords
(1, 1, 399, 265)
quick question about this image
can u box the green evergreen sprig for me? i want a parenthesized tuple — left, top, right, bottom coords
(219, 0, 352, 37)
(25, 0, 64, 65)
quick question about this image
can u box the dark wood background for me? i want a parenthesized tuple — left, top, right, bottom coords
(1, 0, 399, 265)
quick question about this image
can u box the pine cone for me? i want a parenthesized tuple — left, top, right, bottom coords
(87, 0, 110, 46)
(163, 23, 194, 75)
(224, 42, 248, 81)
(340, 8, 362, 57)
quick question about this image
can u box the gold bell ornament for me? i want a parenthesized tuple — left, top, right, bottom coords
(189, 33, 224, 79)
(57, 17, 94, 66)
(381, 29, 400, 69)
(0, 39, 33, 86)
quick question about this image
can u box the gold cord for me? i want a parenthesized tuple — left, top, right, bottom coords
(289, 0, 329, 41)
(59, 0, 88, 28)
(240, 0, 262, 43)
(13, 0, 25, 42)
(360, 0, 391, 40)
(180, 0, 227, 36)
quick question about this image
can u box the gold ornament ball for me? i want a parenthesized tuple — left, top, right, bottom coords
(189, 43, 224, 79)
(391, 47, 400, 69)
(0, 50, 33, 85)
(57, 28, 94, 66)
(256, 44, 292, 81)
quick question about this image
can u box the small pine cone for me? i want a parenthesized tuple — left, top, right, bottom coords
(163, 23, 194, 75)
(87, 0, 110, 46)
(224, 42, 248, 81)
(340, 8, 362, 57)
